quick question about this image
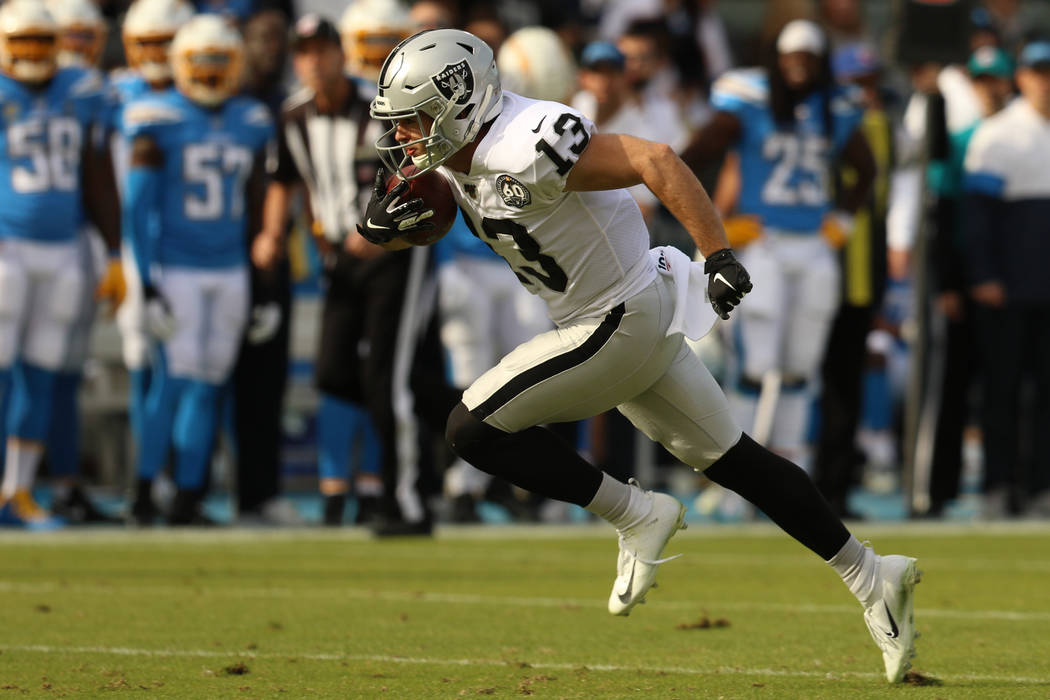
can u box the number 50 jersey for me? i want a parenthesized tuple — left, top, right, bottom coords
(0, 67, 107, 243)
(439, 92, 656, 327)
(711, 68, 863, 234)
(122, 90, 274, 268)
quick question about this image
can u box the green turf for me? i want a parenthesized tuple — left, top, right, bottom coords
(1, 523, 1049, 698)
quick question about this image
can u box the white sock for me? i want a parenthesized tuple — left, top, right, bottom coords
(2, 441, 43, 500)
(585, 472, 649, 531)
(827, 535, 881, 608)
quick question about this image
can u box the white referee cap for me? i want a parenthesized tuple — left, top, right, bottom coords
(777, 19, 826, 55)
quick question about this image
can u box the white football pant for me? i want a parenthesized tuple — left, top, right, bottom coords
(727, 232, 840, 462)
(63, 229, 105, 373)
(463, 274, 741, 471)
(439, 255, 552, 498)
(0, 237, 84, 371)
(156, 265, 248, 384)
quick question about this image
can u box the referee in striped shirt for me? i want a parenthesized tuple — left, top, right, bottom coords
(253, 15, 457, 534)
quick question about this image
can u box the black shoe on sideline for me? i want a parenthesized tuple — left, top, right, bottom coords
(323, 494, 347, 526)
(127, 479, 158, 527)
(168, 489, 220, 527)
(52, 486, 121, 524)
(371, 516, 433, 537)
(353, 495, 381, 525)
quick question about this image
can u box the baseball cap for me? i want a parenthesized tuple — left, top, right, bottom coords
(580, 41, 625, 70)
(968, 46, 1014, 78)
(832, 42, 881, 81)
(1019, 40, 1050, 69)
(777, 19, 826, 55)
(290, 13, 340, 52)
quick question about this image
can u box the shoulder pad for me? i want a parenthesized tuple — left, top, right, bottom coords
(122, 98, 185, 127)
(282, 87, 314, 113)
(65, 67, 105, 97)
(831, 85, 864, 115)
(227, 96, 272, 126)
(484, 97, 571, 174)
(712, 68, 768, 106)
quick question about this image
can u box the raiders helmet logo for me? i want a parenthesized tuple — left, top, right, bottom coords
(497, 174, 531, 208)
(432, 60, 474, 105)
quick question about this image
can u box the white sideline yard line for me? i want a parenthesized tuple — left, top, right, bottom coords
(1, 519, 1050, 545)
(1, 643, 1048, 685)
(1, 580, 1048, 623)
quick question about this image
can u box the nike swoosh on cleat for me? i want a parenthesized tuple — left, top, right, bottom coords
(617, 560, 636, 605)
(884, 602, 900, 638)
(531, 116, 546, 133)
(713, 272, 736, 290)
(366, 218, 391, 230)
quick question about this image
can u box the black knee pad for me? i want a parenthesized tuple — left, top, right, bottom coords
(446, 402, 505, 460)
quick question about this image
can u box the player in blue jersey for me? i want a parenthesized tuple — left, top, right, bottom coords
(110, 0, 196, 468)
(31, 0, 125, 523)
(0, 0, 118, 528)
(682, 19, 875, 471)
(123, 14, 273, 525)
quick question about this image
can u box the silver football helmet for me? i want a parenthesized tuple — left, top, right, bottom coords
(370, 28, 502, 179)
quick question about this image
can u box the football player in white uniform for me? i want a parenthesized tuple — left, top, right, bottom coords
(439, 25, 571, 521)
(360, 29, 922, 683)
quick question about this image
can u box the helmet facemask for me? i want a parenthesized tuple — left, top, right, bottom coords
(173, 47, 243, 107)
(1, 32, 58, 82)
(57, 23, 106, 67)
(124, 32, 175, 84)
(371, 29, 502, 180)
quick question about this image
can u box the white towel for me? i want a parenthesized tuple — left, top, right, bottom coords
(649, 246, 719, 341)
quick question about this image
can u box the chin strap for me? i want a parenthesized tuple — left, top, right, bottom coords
(464, 83, 496, 143)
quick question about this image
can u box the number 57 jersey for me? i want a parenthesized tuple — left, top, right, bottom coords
(122, 90, 274, 269)
(439, 92, 656, 327)
(0, 67, 107, 243)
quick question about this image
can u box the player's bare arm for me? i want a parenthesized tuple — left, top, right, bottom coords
(253, 180, 295, 270)
(246, 152, 268, 258)
(678, 111, 743, 170)
(564, 132, 731, 257)
(81, 139, 120, 250)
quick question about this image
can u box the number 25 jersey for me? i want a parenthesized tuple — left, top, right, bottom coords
(439, 92, 656, 327)
(711, 68, 863, 234)
(0, 67, 106, 243)
(122, 90, 274, 269)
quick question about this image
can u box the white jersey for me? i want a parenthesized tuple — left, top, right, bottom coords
(439, 92, 656, 326)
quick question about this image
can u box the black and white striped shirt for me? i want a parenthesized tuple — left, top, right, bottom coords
(270, 78, 386, 244)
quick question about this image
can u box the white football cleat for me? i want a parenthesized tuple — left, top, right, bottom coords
(608, 480, 687, 616)
(863, 554, 921, 682)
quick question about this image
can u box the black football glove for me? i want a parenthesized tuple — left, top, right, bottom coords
(704, 248, 752, 320)
(356, 167, 435, 245)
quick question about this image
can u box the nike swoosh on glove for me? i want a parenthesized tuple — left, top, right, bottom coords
(703, 248, 752, 320)
(356, 167, 435, 245)
(143, 284, 177, 341)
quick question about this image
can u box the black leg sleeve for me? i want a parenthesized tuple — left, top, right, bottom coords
(704, 434, 851, 560)
(446, 402, 603, 506)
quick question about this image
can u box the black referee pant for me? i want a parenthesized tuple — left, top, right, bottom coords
(976, 303, 1050, 505)
(815, 302, 876, 517)
(233, 258, 292, 515)
(317, 247, 459, 525)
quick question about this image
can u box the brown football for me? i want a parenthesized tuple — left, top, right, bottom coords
(384, 164, 457, 246)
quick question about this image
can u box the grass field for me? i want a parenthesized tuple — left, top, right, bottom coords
(2, 522, 1049, 699)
